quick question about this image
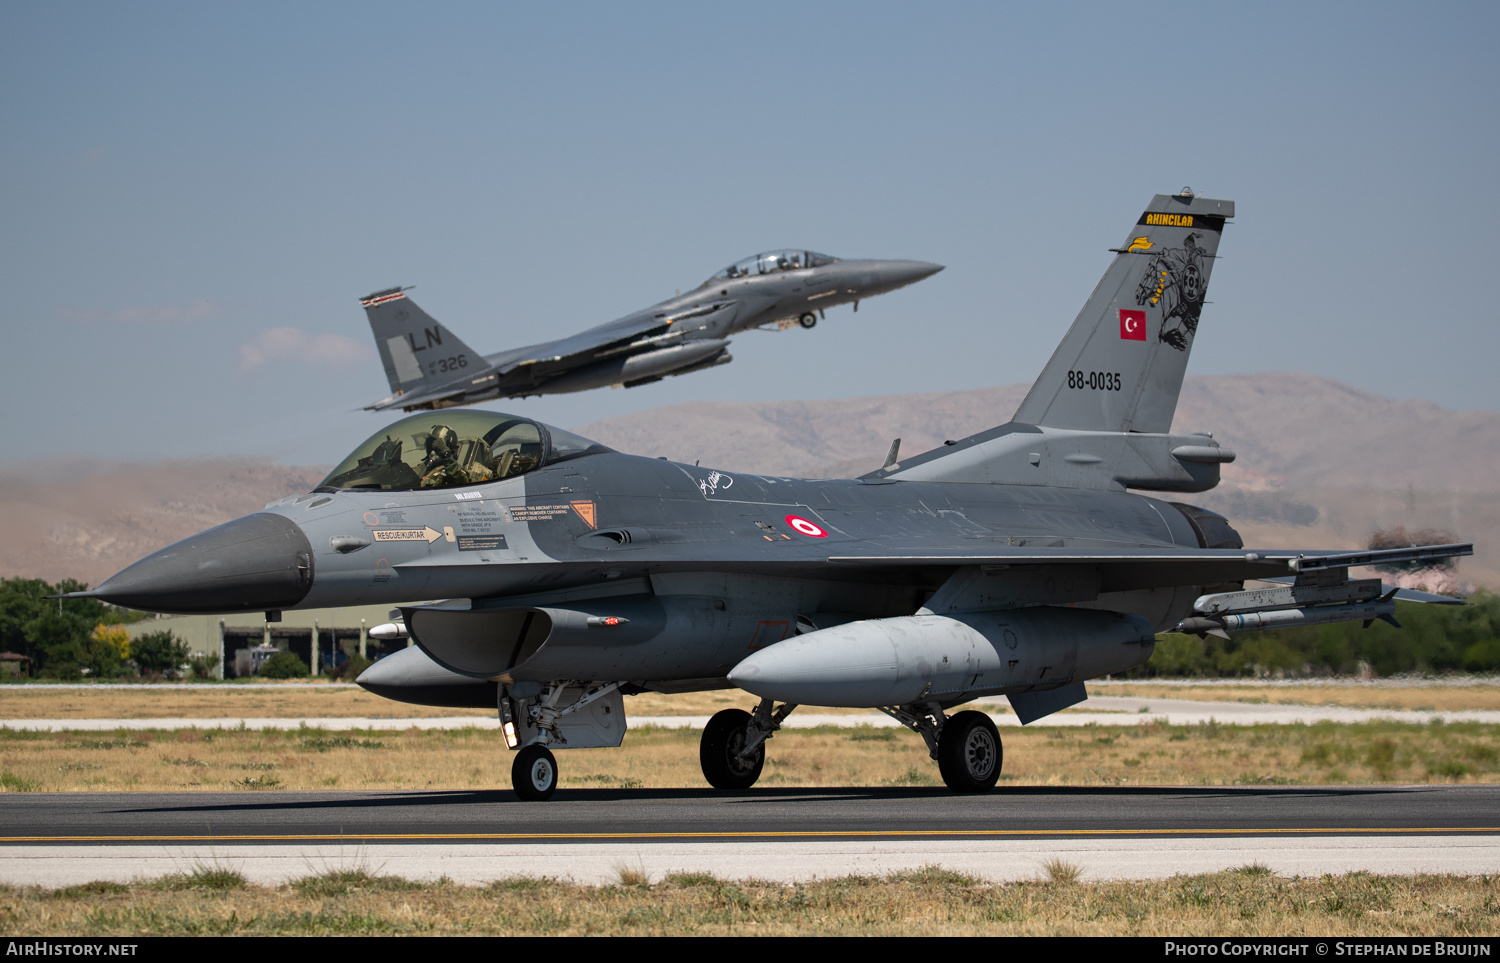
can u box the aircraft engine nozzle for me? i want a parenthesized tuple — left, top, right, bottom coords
(727, 608, 1155, 709)
(79, 512, 313, 615)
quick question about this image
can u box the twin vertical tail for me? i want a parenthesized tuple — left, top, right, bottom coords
(1012, 190, 1234, 433)
(360, 287, 483, 397)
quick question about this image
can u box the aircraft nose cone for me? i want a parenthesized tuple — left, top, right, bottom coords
(901, 260, 945, 283)
(87, 512, 313, 614)
(862, 260, 945, 292)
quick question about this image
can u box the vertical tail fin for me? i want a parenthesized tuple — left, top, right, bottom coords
(1011, 190, 1234, 433)
(360, 287, 484, 395)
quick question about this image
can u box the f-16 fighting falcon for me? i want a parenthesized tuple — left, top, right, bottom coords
(67, 190, 1469, 800)
(360, 250, 944, 411)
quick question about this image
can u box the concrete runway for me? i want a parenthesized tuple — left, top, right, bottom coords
(5, 785, 1500, 886)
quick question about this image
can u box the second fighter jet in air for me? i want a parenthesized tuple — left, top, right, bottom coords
(360, 250, 943, 411)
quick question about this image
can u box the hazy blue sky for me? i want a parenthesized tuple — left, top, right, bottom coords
(3, 2, 1496, 466)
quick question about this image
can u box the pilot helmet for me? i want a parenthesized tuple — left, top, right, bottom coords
(426, 425, 459, 459)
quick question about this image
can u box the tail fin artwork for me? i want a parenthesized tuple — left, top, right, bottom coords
(1012, 189, 1233, 433)
(877, 191, 1237, 492)
(360, 287, 485, 400)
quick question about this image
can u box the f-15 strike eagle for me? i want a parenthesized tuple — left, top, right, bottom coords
(69, 190, 1469, 800)
(359, 250, 943, 411)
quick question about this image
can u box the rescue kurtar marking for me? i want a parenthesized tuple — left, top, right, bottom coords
(373, 527, 444, 543)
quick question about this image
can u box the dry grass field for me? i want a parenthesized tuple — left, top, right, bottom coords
(0, 684, 868, 720)
(7, 679, 1500, 722)
(1096, 682, 1500, 713)
(5, 718, 1500, 793)
(3, 865, 1497, 936)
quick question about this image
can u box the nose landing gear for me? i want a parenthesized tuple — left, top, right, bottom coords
(512, 744, 558, 801)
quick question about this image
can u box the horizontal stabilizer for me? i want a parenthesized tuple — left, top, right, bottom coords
(364, 380, 486, 412)
(1257, 575, 1466, 605)
(1288, 542, 1472, 573)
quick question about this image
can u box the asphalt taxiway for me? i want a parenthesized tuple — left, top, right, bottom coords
(4, 786, 1499, 885)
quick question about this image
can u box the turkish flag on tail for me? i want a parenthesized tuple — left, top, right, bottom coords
(1119, 309, 1147, 341)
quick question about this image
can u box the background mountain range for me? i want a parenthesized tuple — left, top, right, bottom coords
(5, 372, 1495, 589)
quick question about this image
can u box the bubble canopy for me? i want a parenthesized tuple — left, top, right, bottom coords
(316, 410, 610, 493)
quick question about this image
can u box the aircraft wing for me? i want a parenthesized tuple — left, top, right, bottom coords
(362, 300, 739, 410)
(491, 301, 738, 383)
(824, 543, 1474, 593)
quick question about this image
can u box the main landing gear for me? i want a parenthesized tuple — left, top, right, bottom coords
(881, 704, 1002, 793)
(699, 699, 797, 790)
(798, 312, 818, 329)
(938, 710, 1003, 793)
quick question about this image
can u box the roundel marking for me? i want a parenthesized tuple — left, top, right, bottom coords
(785, 514, 827, 538)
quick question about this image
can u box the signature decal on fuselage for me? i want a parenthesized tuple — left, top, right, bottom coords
(698, 470, 734, 497)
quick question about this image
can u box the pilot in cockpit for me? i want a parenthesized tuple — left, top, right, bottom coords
(418, 426, 494, 489)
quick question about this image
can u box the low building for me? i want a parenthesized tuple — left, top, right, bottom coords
(124, 604, 409, 679)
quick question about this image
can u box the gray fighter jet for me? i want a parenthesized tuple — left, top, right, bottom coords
(361, 251, 943, 411)
(68, 190, 1469, 800)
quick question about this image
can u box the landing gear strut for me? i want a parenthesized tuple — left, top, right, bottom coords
(512, 744, 558, 801)
(699, 699, 796, 790)
(880, 703, 1003, 794)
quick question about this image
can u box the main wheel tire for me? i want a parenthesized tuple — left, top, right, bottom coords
(798, 312, 817, 329)
(700, 708, 765, 790)
(512, 744, 558, 801)
(937, 710, 1002, 793)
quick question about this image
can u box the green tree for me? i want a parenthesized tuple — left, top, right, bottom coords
(0, 577, 133, 676)
(132, 630, 191, 677)
(1130, 591, 1500, 678)
(259, 650, 310, 679)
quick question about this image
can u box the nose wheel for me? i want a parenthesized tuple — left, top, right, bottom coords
(512, 744, 558, 800)
(699, 708, 766, 790)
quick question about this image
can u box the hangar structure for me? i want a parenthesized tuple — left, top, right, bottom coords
(123, 604, 406, 678)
